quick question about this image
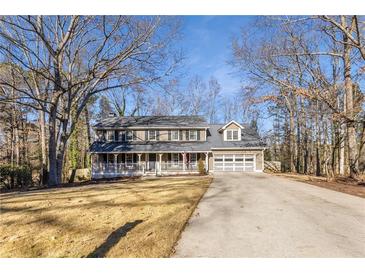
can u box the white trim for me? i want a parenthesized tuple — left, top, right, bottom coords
(90, 149, 265, 154)
(211, 147, 266, 150)
(254, 154, 256, 171)
(218, 120, 244, 131)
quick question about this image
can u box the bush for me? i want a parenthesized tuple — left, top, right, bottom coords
(0, 165, 32, 190)
(197, 159, 206, 175)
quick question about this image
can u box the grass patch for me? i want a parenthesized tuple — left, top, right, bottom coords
(0, 176, 212, 258)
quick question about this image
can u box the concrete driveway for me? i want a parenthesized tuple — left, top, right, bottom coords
(173, 172, 365, 257)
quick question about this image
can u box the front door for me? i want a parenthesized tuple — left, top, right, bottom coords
(147, 153, 156, 171)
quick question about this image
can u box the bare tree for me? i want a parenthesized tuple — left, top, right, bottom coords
(0, 16, 181, 186)
(231, 16, 364, 177)
(207, 76, 221, 123)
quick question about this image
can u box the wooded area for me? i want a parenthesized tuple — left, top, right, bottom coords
(0, 16, 364, 189)
(231, 16, 365, 179)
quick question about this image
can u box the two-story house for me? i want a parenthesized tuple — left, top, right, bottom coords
(89, 115, 266, 178)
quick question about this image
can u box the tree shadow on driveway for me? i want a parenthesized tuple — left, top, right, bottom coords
(87, 219, 143, 258)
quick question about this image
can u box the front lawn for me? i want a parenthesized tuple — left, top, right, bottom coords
(0, 176, 211, 258)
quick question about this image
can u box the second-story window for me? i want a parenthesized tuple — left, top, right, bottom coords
(126, 130, 135, 141)
(189, 130, 197, 141)
(171, 130, 179, 141)
(148, 130, 157, 141)
(226, 129, 240, 141)
(107, 130, 115, 141)
(118, 131, 126, 141)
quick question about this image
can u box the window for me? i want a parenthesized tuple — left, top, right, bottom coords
(171, 130, 179, 141)
(226, 130, 232, 140)
(107, 131, 115, 141)
(189, 130, 197, 141)
(233, 130, 239, 140)
(126, 130, 134, 141)
(148, 130, 157, 141)
(171, 153, 179, 166)
(224, 155, 234, 162)
(225, 129, 240, 141)
(119, 131, 126, 141)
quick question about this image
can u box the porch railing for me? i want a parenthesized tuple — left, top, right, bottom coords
(160, 162, 198, 171)
(92, 163, 144, 175)
(92, 161, 199, 175)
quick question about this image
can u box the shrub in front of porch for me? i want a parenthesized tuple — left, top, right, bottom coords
(198, 159, 206, 175)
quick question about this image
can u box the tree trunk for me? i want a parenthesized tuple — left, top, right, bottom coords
(14, 126, 19, 166)
(289, 109, 296, 172)
(296, 96, 302, 173)
(48, 106, 58, 186)
(342, 16, 359, 178)
(303, 103, 309, 174)
(84, 106, 92, 168)
(38, 110, 48, 185)
(56, 140, 66, 186)
(339, 122, 346, 175)
(315, 101, 321, 176)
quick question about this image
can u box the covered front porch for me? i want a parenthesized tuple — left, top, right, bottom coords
(91, 152, 209, 178)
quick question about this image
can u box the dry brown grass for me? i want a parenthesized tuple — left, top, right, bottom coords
(273, 173, 365, 198)
(0, 176, 211, 258)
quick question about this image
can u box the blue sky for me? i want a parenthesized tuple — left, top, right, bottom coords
(180, 16, 256, 95)
(177, 16, 273, 131)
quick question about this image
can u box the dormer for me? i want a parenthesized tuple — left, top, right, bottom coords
(218, 120, 243, 141)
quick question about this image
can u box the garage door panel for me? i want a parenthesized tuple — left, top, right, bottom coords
(214, 153, 255, 172)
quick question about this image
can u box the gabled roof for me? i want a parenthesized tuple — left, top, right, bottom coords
(93, 115, 209, 129)
(208, 124, 265, 149)
(218, 120, 243, 132)
(89, 123, 266, 153)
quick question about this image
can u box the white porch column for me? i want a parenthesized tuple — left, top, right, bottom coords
(182, 152, 186, 171)
(158, 153, 163, 175)
(146, 153, 149, 170)
(205, 152, 209, 172)
(114, 154, 118, 174)
(137, 154, 142, 172)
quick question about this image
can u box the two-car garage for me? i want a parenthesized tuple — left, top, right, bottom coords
(213, 153, 255, 172)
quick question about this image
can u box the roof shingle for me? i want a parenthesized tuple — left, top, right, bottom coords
(93, 115, 208, 129)
(89, 122, 266, 153)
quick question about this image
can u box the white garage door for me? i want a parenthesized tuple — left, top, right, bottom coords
(214, 154, 255, 172)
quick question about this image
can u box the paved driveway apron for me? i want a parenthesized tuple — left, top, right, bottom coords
(173, 172, 365, 257)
